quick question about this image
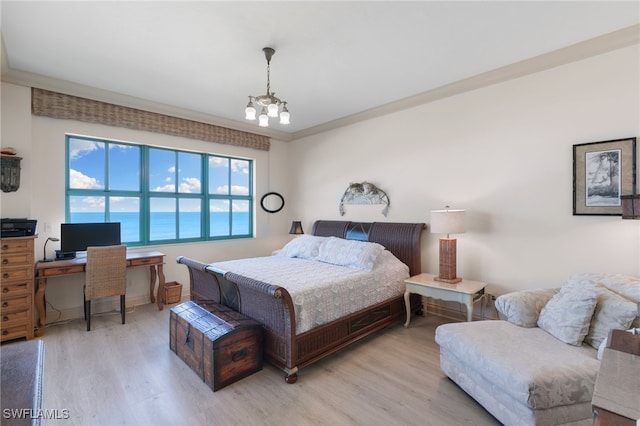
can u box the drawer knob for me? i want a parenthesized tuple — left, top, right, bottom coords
(1, 245, 8, 251)
(2, 302, 8, 308)
(2, 259, 7, 265)
(2, 288, 8, 293)
(2, 273, 8, 279)
(2, 330, 7, 336)
(2, 316, 7, 322)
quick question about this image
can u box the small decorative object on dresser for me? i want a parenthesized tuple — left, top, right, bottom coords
(170, 301, 263, 391)
(0, 235, 35, 341)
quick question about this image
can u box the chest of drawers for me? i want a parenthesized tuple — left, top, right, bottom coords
(1, 236, 35, 341)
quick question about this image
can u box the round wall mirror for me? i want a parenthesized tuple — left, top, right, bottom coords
(260, 192, 285, 213)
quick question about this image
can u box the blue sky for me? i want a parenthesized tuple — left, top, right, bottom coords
(68, 137, 250, 213)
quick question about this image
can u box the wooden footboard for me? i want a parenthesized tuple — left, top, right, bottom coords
(176, 220, 425, 383)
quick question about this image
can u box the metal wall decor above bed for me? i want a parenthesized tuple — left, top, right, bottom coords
(339, 182, 390, 216)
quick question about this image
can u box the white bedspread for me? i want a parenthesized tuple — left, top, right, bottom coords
(209, 250, 409, 334)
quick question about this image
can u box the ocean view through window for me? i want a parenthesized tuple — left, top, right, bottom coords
(66, 135, 253, 246)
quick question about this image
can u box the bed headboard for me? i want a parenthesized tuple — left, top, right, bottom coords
(311, 220, 425, 276)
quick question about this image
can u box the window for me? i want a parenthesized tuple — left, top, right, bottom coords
(66, 135, 253, 246)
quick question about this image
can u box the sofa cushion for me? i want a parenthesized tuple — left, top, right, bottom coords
(537, 281, 598, 345)
(585, 284, 638, 349)
(568, 272, 640, 330)
(435, 320, 599, 410)
(495, 288, 558, 328)
(567, 273, 640, 303)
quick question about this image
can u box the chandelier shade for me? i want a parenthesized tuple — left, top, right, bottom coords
(245, 47, 290, 128)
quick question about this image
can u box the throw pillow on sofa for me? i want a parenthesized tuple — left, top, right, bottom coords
(585, 283, 638, 349)
(495, 288, 558, 327)
(537, 281, 598, 346)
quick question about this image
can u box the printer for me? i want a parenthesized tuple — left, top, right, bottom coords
(1, 218, 38, 237)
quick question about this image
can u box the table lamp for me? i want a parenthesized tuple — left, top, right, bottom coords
(431, 207, 465, 283)
(289, 221, 304, 235)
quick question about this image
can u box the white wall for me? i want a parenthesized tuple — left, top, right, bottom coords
(1, 82, 293, 320)
(1, 83, 33, 216)
(1, 44, 638, 322)
(288, 45, 640, 295)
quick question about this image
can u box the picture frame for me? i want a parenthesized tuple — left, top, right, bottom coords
(573, 137, 637, 216)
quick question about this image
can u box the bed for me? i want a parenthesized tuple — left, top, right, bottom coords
(176, 220, 425, 383)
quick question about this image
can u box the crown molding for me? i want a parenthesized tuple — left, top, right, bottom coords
(292, 24, 640, 140)
(3, 25, 638, 143)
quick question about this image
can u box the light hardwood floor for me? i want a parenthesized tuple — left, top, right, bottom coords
(35, 302, 500, 426)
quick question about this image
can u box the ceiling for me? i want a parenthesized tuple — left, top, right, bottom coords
(1, 1, 639, 141)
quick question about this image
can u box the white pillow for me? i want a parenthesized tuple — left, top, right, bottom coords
(277, 235, 327, 260)
(537, 280, 598, 346)
(495, 288, 558, 328)
(585, 283, 638, 349)
(316, 237, 385, 271)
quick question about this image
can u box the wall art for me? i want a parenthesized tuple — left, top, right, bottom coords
(339, 182, 390, 217)
(573, 137, 636, 215)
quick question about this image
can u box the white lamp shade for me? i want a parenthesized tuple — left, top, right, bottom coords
(258, 109, 269, 127)
(267, 103, 279, 117)
(430, 209, 465, 235)
(245, 105, 256, 120)
(279, 110, 290, 125)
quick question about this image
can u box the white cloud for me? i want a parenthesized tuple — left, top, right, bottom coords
(179, 177, 201, 193)
(152, 184, 175, 192)
(231, 159, 249, 174)
(209, 157, 227, 168)
(215, 185, 249, 195)
(69, 169, 103, 189)
(69, 139, 102, 160)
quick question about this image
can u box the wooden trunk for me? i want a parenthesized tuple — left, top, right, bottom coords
(170, 301, 263, 391)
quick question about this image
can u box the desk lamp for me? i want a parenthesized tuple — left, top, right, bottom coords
(42, 237, 60, 262)
(431, 207, 465, 283)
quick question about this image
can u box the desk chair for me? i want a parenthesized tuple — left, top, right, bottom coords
(84, 245, 127, 331)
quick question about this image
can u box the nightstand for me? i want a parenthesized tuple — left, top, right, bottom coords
(404, 273, 487, 326)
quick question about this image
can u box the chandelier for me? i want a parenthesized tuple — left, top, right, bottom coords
(244, 47, 290, 127)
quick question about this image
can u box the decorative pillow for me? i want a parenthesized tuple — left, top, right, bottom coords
(568, 272, 640, 328)
(316, 237, 385, 271)
(584, 284, 638, 349)
(537, 281, 598, 346)
(495, 288, 558, 328)
(277, 235, 327, 260)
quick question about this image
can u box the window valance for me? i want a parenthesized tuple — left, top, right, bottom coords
(31, 88, 270, 151)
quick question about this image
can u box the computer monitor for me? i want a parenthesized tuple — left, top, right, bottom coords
(60, 222, 122, 256)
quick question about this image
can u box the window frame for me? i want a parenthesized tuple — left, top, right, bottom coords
(65, 135, 254, 246)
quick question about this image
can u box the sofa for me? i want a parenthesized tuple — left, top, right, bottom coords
(435, 273, 640, 426)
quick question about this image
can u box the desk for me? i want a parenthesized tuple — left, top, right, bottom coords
(404, 273, 486, 326)
(34, 250, 166, 336)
